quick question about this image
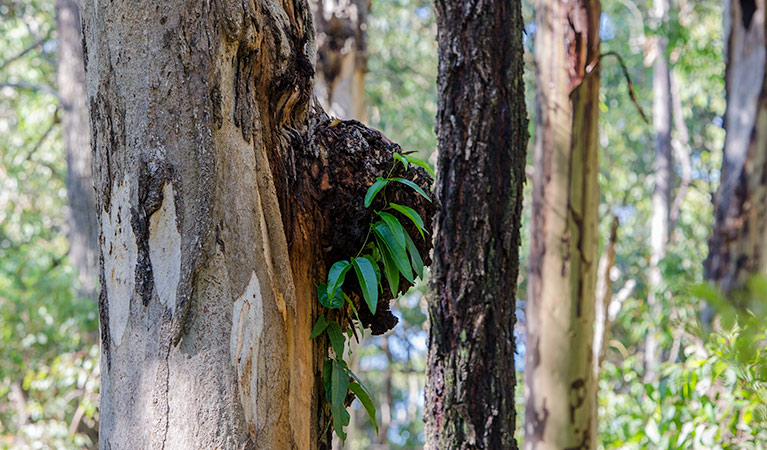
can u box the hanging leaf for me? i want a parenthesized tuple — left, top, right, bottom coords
(375, 233, 400, 295)
(391, 177, 431, 201)
(344, 293, 365, 336)
(389, 202, 426, 239)
(350, 381, 378, 432)
(361, 254, 381, 284)
(318, 283, 344, 309)
(364, 178, 389, 208)
(374, 222, 414, 283)
(330, 359, 350, 440)
(310, 314, 330, 339)
(404, 232, 424, 279)
(327, 260, 352, 298)
(352, 257, 379, 314)
(326, 321, 345, 358)
(403, 154, 436, 178)
(376, 212, 407, 249)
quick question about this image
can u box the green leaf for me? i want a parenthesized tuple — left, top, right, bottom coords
(376, 212, 407, 249)
(389, 202, 426, 239)
(393, 152, 409, 170)
(350, 381, 378, 432)
(344, 293, 365, 336)
(391, 177, 431, 202)
(352, 257, 379, 314)
(318, 283, 345, 309)
(326, 321, 345, 358)
(323, 358, 333, 399)
(375, 234, 400, 295)
(404, 232, 424, 279)
(364, 178, 389, 208)
(403, 154, 436, 178)
(330, 359, 350, 440)
(310, 314, 330, 339)
(327, 260, 352, 298)
(374, 222, 414, 283)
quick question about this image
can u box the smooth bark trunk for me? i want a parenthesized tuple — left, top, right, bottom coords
(424, 0, 528, 446)
(525, 0, 601, 448)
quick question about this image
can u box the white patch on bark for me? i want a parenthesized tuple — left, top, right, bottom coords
(101, 178, 138, 347)
(148, 181, 181, 311)
(230, 271, 264, 430)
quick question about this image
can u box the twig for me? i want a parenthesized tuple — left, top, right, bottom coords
(587, 51, 649, 124)
(0, 36, 49, 73)
(0, 81, 60, 101)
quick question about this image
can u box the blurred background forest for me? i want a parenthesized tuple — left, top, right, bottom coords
(1, 0, 765, 448)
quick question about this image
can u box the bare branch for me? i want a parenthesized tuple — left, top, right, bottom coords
(0, 36, 49, 73)
(587, 51, 650, 124)
(0, 81, 60, 101)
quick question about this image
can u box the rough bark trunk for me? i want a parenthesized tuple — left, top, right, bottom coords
(524, 0, 601, 449)
(705, 0, 767, 291)
(645, 0, 673, 381)
(424, 0, 528, 446)
(312, 0, 368, 120)
(80, 0, 433, 447)
(58, 0, 98, 299)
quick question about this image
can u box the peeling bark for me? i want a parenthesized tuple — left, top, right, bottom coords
(424, 0, 528, 446)
(525, 0, 601, 449)
(705, 0, 767, 293)
(80, 0, 433, 447)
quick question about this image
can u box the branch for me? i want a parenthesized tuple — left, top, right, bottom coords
(0, 82, 60, 101)
(587, 51, 649, 124)
(593, 215, 619, 378)
(0, 36, 49, 73)
(668, 71, 692, 234)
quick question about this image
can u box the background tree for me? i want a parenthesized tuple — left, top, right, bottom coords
(424, 0, 527, 446)
(524, 0, 601, 448)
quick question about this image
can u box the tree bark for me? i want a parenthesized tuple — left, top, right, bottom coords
(80, 0, 433, 447)
(645, 0, 673, 381)
(57, 0, 98, 299)
(312, 0, 368, 120)
(424, 0, 528, 446)
(524, 0, 601, 449)
(705, 0, 767, 291)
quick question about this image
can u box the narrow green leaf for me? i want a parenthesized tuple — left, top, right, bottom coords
(310, 314, 330, 340)
(375, 233, 400, 295)
(376, 212, 406, 249)
(374, 222, 414, 283)
(361, 254, 381, 284)
(391, 177, 430, 202)
(323, 358, 333, 399)
(364, 178, 388, 208)
(330, 359, 350, 440)
(318, 283, 344, 309)
(403, 154, 436, 178)
(352, 257, 379, 314)
(326, 321, 345, 358)
(327, 260, 352, 298)
(389, 202, 426, 239)
(344, 292, 365, 336)
(404, 232, 424, 279)
(350, 382, 378, 432)
(393, 152, 409, 170)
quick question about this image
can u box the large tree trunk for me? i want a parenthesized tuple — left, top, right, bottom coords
(706, 0, 767, 290)
(424, 0, 528, 446)
(79, 0, 433, 447)
(312, 0, 368, 120)
(645, 0, 673, 381)
(58, 0, 97, 299)
(524, 0, 601, 449)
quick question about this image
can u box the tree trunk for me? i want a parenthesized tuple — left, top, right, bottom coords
(424, 0, 528, 446)
(705, 0, 767, 291)
(312, 0, 368, 120)
(645, 0, 673, 381)
(80, 0, 433, 447)
(524, 0, 601, 449)
(57, 0, 97, 299)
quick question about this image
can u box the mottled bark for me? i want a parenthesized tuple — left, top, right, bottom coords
(57, 0, 97, 299)
(705, 0, 767, 292)
(80, 0, 432, 448)
(645, 0, 673, 381)
(525, 0, 601, 449)
(424, 0, 528, 446)
(312, 0, 368, 120)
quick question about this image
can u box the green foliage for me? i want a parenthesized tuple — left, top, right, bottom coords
(312, 153, 432, 442)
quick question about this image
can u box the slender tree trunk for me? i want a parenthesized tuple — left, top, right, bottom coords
(312, 0, 368, 120)
(57, 0, 97, 299)
(80, 0, 433, 447)
(706, 0, 767, 290)
(645, 0, 673, 381)
(424, 0, 528, 446)
(524, 0, 601, 449)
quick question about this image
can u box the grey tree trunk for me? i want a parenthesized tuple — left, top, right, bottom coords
(524, 0, 601, 448)
(706, 0, 767, 290)
(312, 0, 368, 120)
(57, 0, 97, 299)
(79, 0, 433, 447)
(424, 0, 528, 446)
